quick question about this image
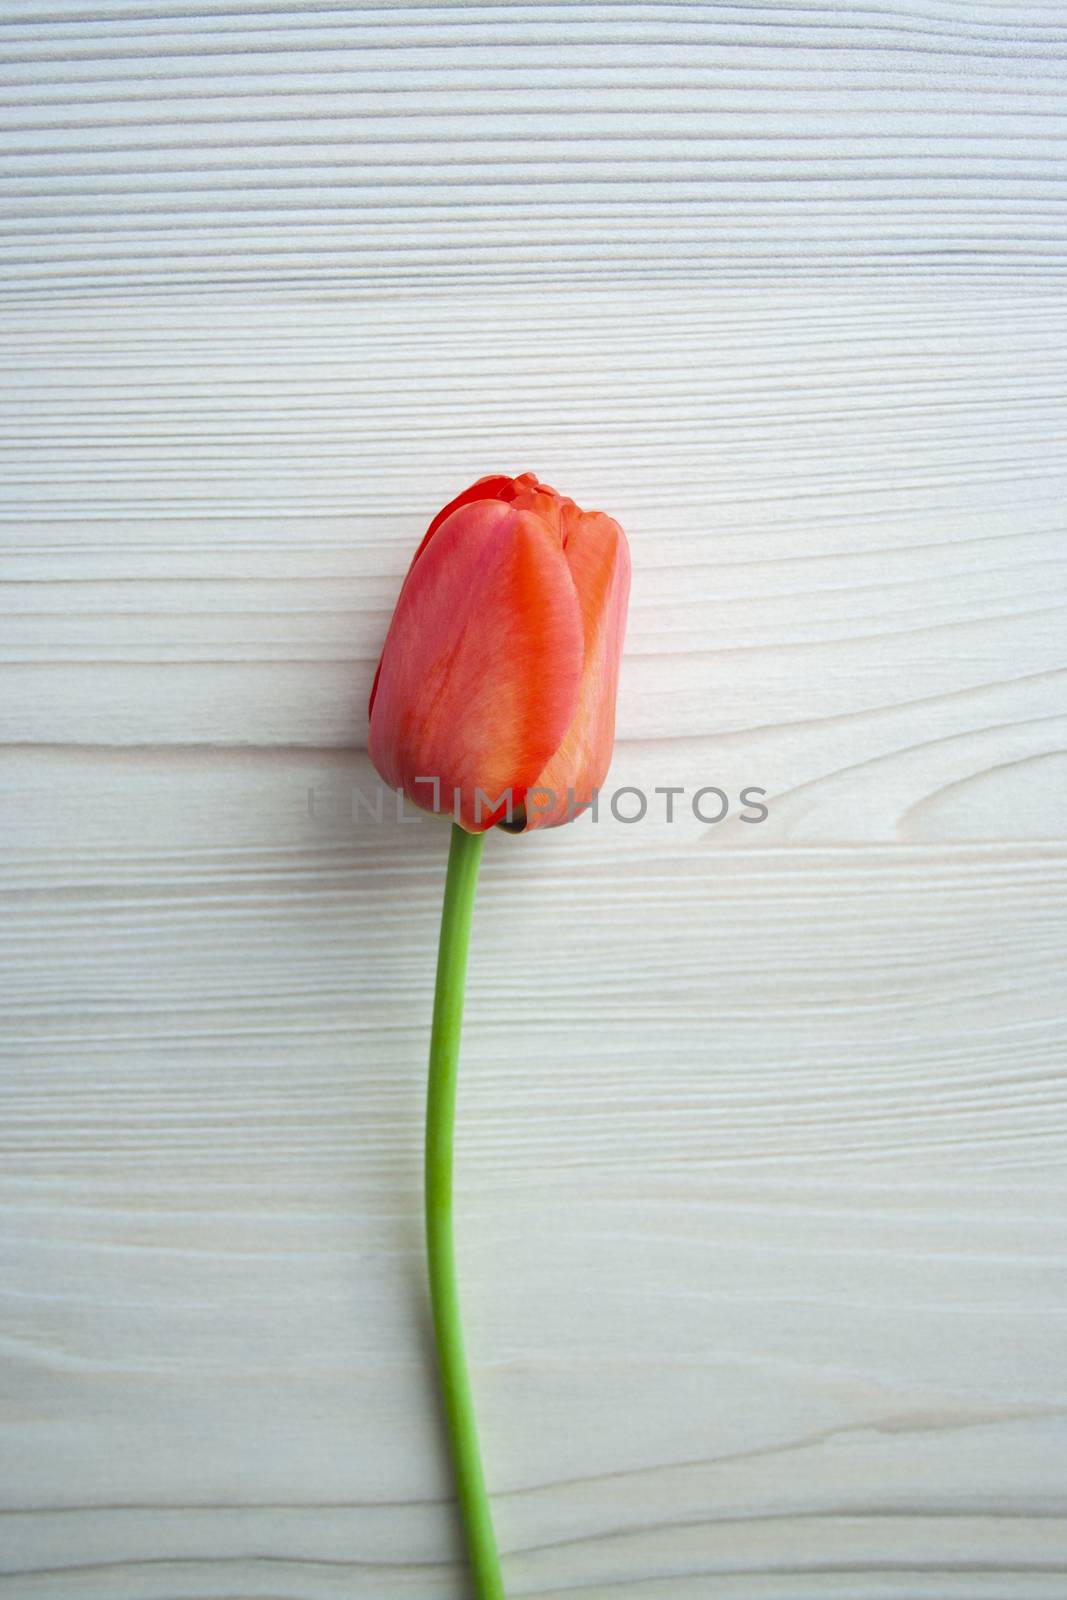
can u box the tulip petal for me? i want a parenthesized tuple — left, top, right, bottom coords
(368, 476, 517, 720)
(523, 509, 630, 830)
(368, 499, 584, 831)
(411, 475, 518, 574)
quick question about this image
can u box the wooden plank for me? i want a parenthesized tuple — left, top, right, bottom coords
(3, 3, 1066, 1596)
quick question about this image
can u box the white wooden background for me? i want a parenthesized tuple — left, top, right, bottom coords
(3, 4, 1067, 1596)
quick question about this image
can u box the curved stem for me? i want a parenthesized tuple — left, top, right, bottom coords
(425, 822, 505, 1599)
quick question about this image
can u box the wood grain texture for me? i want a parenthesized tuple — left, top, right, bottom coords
(3, 3, 1067, 1596)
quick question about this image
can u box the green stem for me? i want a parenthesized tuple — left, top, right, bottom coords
(425, 822, 505, 1599)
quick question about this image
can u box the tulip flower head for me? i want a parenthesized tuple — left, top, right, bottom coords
(369, 473, 630, 832)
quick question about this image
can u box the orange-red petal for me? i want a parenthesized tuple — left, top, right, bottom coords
(523, 508, 630, 829)
(368, 475, 517, 720)
(368, 498, 585, 831)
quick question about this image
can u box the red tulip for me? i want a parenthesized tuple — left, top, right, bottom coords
(369, 473, 630, 832)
